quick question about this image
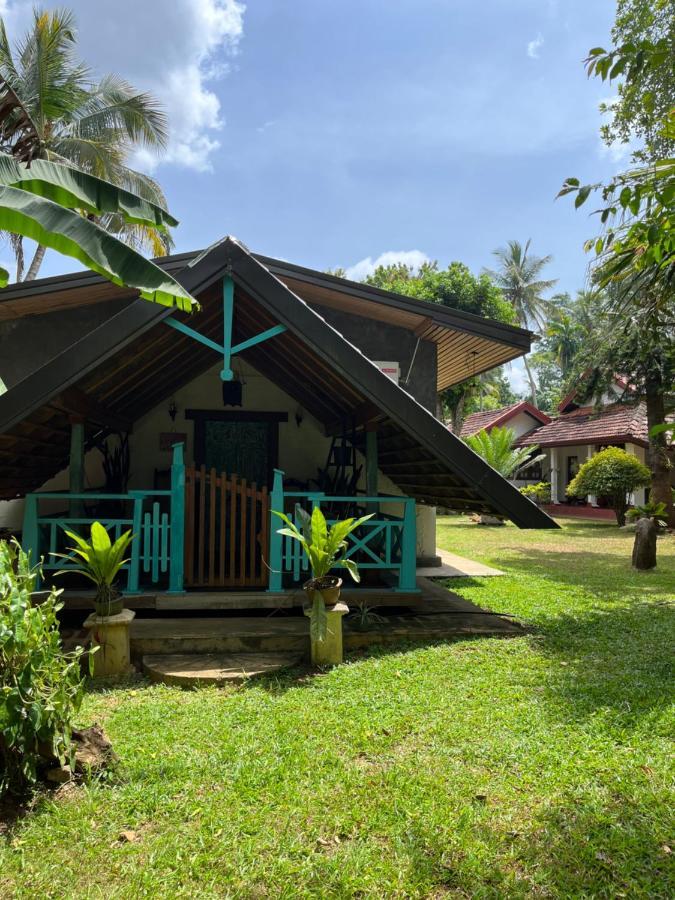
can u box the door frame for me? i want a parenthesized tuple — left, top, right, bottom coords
(185, 409, 288, 487)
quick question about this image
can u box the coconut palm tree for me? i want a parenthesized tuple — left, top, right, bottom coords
(0, 8, 171, 282)
(485, 239, 557, 407)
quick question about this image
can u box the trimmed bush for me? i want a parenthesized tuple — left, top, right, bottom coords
(0, 540, 90, 797)
(520, 481, 552, 505)
(567, 447, 651, 526)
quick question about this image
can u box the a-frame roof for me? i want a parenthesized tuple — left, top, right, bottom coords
(0, 237, 556, 527)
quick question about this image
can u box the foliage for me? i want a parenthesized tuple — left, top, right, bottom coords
(361, 259, 517, 431)
(55, 522, 134, 615)
(567, 447, 651, 525)
(0, 539, 89, 797)
(520, 481, 552, 505)
(595, 0, 674, 163)
(464, 425, 545, 479)
(484, 239, 558, 406)
(273, 507, 372, 641)
(560, 32, 675, 299)
(348, 598, 387, 631)
(626, 500, 668, 525)
(0, 8, 172, 281)
(0, 520, 672, 896)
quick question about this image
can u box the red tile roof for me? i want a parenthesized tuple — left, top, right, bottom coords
(516, 401, 649, 448)
(458, 401, 551, 438)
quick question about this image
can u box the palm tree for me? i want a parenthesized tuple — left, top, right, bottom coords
(0, 8, 171, 282)
(486, 239, 557, 407)
(546, 300, 583, 378)
(464, 426, 545, 480)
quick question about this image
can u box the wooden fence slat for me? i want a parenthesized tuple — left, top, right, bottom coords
(208, 467, 217, 586)
(260, 485, 269, 584)
(219, 470, 227, 584)
(240, 476, 247, 586)
(185, 466, 195, 586)
(249, 482, 257, 584)
(197, 463, 206, 585)
(228, 472, 237, 586)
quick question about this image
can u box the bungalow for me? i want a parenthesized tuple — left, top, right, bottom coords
(516, 380, 651, 514)
(0, 236, 555, 606)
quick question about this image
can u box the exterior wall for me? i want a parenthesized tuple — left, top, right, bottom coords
(505, 411, 544, 440)
(0, 299, 132, 392)
(316, 307, 438, 413)
(544, 442, 648, 506)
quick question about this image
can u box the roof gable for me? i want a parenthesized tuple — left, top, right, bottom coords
(459, 401, 551, 438)
(0, 237, 556, 527)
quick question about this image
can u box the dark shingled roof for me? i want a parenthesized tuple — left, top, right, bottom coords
(516, 402, 649, 449)
(0, 236, 557, 528)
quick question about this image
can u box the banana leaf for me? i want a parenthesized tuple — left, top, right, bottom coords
(0, 185, 196, 310)
(0, 153, 178, 230)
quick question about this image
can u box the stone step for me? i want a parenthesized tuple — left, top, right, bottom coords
(131, 616, 309, 656)
(143, 652, 302, 686)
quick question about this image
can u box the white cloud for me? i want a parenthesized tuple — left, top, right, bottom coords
(2, 0, 245, 172)
(344, 249, 431, 282)
(527, 33, 544, 59)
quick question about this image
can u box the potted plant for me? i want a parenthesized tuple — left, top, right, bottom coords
(56, 522, 134, 617)
(273, 506, 373, 641)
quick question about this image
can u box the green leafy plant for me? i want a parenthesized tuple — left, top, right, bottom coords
(273, 506, 373, 641)
(349, 598, 387, 632)
(465, 426, 546, 479)
(56, 522, 134, 617)
(567, 447, 651, 526)
(626, 500, 668, 526)
(0, 539, 91, 797)
(519, 481, 552, 505)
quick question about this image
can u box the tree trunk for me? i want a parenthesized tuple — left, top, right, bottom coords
(644, 373, 675, 527)
(24, 244, 47, 282)
(632, 517, 657, 570)
(522, 355, 538, 408)
(613, 495, 628, 527)
(451, 391, 466, 436)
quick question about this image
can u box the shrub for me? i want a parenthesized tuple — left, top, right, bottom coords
(520, 481, 552, 505)
(567, 447, 651, 526)
(626, 501, 667, 526)
(0, 540, 90, 797)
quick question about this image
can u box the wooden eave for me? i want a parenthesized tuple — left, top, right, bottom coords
(0, 248, 532, 392)
(0, 238, 556, 528)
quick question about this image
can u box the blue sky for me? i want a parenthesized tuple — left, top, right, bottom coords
(3, 0, 624, 380)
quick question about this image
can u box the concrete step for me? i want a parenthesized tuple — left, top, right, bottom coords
(131, 616, 308, 656)
(142, 652, 302, 686)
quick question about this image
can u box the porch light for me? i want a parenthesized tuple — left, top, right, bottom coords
(222, 376, 243, 407)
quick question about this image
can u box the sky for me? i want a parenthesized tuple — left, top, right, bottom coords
(1, 0, 626, 390)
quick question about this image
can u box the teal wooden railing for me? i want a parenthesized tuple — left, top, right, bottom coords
(23, 443, 185, 593)
(267, 469, 418, 593)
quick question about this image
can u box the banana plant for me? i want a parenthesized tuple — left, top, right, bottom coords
(0, 153, 196, 310)
(273, 506, 373, 641)
(54, 521, 134, 617)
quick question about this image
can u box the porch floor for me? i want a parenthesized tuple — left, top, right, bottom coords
(127, 577, 523, 660)
(542, 503, 615, 521)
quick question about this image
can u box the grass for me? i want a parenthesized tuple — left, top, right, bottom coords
(1, 517, 673, 898)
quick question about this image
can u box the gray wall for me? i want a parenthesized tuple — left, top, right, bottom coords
(315, 307, 438, 413)
(0, 299, 131, 391)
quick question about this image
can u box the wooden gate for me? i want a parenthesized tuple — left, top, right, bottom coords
(184, 464, 270, 588)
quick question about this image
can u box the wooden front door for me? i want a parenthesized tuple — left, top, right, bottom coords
(184, 464, 270, 588)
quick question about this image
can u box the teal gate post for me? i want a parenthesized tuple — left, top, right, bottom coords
(22, 493, 40, 587)
(168, 442, 185, 593)
(268, 468, 285, 592)
(397, 499, 418, 591)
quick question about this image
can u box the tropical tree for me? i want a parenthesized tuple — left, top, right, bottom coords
(363, 259, 517, 431)
(567, 446, 651, 526)
(485, 240, 557, 406)
(0, 8, 171, 282)
(464, 426, 545, 479)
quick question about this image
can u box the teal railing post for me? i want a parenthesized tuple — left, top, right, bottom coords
(168, 442, 185, 593)
(268, 468, 284, 592)
(22, 493, 40, 588)
(127, 494, 143, 593)
(397, 499, 418, 591)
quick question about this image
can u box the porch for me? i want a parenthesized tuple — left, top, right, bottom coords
(22, 442, 419, 600)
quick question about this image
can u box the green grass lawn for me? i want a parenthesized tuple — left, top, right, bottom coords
(1, 518, 673, 898)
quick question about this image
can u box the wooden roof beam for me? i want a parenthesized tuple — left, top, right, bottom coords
(49, 387, 131, 432)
